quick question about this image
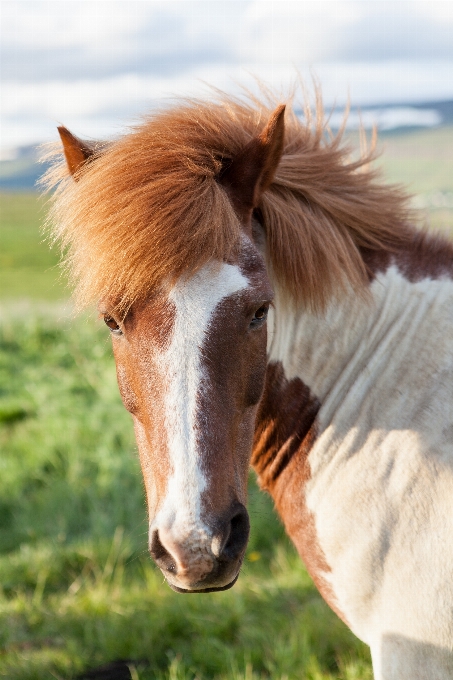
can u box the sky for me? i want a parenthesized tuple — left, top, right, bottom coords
(2, 0, 453, 156)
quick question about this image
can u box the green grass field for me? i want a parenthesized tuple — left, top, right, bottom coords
(0, 194, 66, 302)
(0, 125, 452, 679)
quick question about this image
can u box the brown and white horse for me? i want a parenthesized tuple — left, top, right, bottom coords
(46, 92, 453, 679)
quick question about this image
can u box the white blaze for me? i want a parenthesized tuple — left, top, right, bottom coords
(152, 261, 248, 545)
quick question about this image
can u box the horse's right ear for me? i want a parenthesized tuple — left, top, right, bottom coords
(57, 126, 97, 178)
(219, 104, 286, 221)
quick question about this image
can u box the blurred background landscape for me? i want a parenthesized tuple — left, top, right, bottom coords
(1, 2, 453, 679)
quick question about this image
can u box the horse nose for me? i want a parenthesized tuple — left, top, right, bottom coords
(211, 504, 250, 560)
(149, 504, 250, 589)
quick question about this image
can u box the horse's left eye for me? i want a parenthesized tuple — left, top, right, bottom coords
(104, 314, 122, 335)
(250, 304, 269, 327)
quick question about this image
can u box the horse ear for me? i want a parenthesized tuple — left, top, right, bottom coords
(220, 104, 285, 218)
(57, 126, 97, 178)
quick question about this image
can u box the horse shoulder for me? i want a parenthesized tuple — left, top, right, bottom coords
(261, 265, 453, 651)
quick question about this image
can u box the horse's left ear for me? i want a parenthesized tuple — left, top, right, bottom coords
(220, 104, 285, 219)
(57, 126, 97, 179)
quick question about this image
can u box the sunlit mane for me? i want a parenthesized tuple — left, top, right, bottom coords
(42, 89, 415, 314)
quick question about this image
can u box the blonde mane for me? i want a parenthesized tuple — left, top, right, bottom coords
(43, 90, 415, 314)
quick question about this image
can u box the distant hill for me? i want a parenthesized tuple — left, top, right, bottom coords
(0, 158, 51, 191)
(323, 99, 453, 133)
(1, 99, 453, 191)
(418, 99, 453, 122)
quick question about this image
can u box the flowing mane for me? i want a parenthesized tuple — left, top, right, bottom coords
(43, 90, 415, 314)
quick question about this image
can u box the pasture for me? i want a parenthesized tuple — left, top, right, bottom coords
(0, 124, 452, 679)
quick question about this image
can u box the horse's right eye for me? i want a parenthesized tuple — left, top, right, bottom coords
(104, 314, 122, 335)
(250, 303, 270, 328)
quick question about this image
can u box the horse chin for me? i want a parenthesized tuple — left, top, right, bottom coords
(166, 573, 239, 594)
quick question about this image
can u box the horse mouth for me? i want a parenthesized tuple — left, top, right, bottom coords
(166, 573, 239, 594)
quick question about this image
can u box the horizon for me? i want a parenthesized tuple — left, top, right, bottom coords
(2, 96, 453, 163)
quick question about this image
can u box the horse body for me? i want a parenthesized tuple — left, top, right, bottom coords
(259, 260, 453, 677)
(47, 91, 453, 678)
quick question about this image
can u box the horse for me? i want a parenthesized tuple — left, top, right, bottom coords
(44, 90, 453, 680)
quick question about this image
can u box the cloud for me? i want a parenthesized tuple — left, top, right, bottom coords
(3, 0, 453, 84)
(3, 59, 453, 152)
(336, 2, 453, 61)
(1, 2, 238, 81)
(235, 1, 360, 64)
(1, 0, 453, 152)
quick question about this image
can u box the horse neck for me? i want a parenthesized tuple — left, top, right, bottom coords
(254, 258, 452, 533)
(266, 262, 442, 409)
(266, 284, 374, 404)
(266, 222, 453, 404)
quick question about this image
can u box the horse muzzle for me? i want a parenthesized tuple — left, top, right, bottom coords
(149, 503, 250, 593)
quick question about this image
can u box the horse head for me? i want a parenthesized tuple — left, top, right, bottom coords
(58, 105, 285, 592)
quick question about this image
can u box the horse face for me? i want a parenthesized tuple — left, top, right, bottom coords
(58, 103, 285, 592)
(106, 238, 273, 591)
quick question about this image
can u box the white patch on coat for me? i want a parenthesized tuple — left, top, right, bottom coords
(151, 261, 248, 582)
(268, 265, 453, 677)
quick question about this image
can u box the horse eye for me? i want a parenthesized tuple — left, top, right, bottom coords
(251, 304, 269, 327)
(104, 314, 122, 335)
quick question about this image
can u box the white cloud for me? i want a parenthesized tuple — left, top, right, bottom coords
(237, 1, 359, 63)
(2, 0, 453, 151)
(2, 1, 156, 49)
(4, 1, 453, 81)
(416, 0, 453, 22)
(3, 58, 453, 153)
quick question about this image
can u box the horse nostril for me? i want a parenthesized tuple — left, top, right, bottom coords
(149, 529, 177, 574)
(222, 505, 250, 561)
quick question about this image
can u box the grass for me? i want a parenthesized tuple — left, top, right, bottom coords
(376, 125, 453, 233)
(0, 193, 66, 301)
(0, 124, 452, 678)
(378, 125, 453, 195)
